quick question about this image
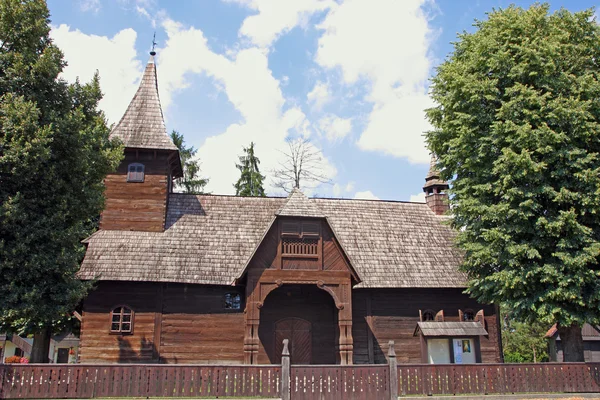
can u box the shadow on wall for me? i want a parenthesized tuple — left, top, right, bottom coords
(117, 336, 159, 363)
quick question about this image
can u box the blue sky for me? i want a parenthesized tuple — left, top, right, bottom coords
(47, 0, 599, 200)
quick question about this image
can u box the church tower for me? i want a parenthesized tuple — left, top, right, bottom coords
(100, 51, 182, 232)
(423, 154, 450, 215)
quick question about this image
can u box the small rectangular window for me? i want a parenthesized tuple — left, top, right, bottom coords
(225, 293, 241, 310)
(127, 163, 145, 182)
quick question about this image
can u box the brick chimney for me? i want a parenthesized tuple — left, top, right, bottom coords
(423, 154, 450, 215)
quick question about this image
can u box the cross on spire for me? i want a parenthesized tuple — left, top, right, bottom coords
(150, 32, 157, 56)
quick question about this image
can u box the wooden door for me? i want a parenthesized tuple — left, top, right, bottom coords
(57, 348, 69, 363)
(274, 318, 312, 364)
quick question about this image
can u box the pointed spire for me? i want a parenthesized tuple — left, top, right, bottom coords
(276, 188, 325, 218)
(109, 51, 177, 151)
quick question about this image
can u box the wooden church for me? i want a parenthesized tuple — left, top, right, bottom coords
(77, 53, 503, 366)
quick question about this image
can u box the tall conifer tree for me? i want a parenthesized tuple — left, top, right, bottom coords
(234, 142, 266, 196)
(170, 130, 209, 194)
(426, 4, 600, 361)
(0, 0, 122, 361)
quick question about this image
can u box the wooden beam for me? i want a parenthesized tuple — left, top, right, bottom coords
(366, 293, 374, 364)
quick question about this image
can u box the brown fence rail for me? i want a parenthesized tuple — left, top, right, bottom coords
(1, 349, 600, 399)
(0, 364, 281, 399)
(397, 363, 600, 396)
(290, 365, 389, 400)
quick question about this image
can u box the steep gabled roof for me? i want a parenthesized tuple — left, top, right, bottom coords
(79, 193, 466, 288)
(109, 55, 178, 151)
(276, 188, 325, 218)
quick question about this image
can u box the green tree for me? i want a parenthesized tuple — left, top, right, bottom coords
(234, 142, 266, 197)
(170, 130, 209, 194)
(0, 0, 122, 361)
(426, 4, 600, 362)
(502, 312, 549, 363)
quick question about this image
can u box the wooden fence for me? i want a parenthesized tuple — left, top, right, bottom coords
(1, 341, 599, 399)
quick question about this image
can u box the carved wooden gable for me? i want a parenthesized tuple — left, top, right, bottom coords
(245, 217, 356, 280)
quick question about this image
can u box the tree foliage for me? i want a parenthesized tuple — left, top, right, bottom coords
(234, 142, 266, 197)
(272, 137, 331, 193)
(0, 0, 122, 360)
(426, 4, 600, 361)
(502, 312, 549, 363)
(170, 130, 209, 194)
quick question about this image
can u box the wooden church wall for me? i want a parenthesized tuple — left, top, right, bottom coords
(100, 152, 170, 232)
(79, 281, 245, 364)
(79, 281, 161, 363)
(351, 288, 501, 364)
(159, 283, 245, 364)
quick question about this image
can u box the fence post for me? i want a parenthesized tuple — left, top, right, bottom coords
(282, 339, 290, 400)
(388, 340, 398, 400)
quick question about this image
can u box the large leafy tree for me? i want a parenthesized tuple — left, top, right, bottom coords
(426, 4, 600, 361)
(170, 130, 209, 194)
(234, 142, 266, 196)
(0, 0, 122, 361)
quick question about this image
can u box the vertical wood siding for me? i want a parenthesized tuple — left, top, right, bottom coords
(351, 289, 500, 364)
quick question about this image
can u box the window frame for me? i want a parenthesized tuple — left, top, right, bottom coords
(127, 163, 145, 183)
(109, 305, 134, 335)
(224, 292, 242, 311)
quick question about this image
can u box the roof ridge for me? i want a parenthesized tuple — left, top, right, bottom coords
(275, 188, 325, 218)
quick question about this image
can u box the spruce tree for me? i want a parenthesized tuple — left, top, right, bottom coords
(426, 4, 600, 361)
(170, 130, 209, 194)
(234, 142, 266, 196)
(0, 0, 122, 361)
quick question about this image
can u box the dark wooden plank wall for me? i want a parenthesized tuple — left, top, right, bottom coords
(160, 284, 245, 364)
(80, 282, 245, 364)
(79, 282, 161, 363)
(352, 288, 501, 364)
(100, 151, 170, 232)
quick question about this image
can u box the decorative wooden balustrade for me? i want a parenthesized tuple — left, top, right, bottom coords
(1, 341, 600, 399)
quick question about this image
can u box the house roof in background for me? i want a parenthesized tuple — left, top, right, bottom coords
(79, 191, 465, 288)
(109, 55, 178, 151)
(546, 323, 600, 340)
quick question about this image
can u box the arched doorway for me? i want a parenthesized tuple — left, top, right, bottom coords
(258, 284, 338, 364)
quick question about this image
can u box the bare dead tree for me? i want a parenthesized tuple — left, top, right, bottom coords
(271, 137, 331, 193)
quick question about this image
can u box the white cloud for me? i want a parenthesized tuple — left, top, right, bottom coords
(318, 114, 352, 142)
(315, 0, 434, 164)
(409, 192, 426, 203)
(354, 190, 379, 200)
(79, 0, 101, 13)
(228, 0, 335, 47)
(50, 25, 143, 124)
(332, 181, 354, 197)
(307, 80, 331, 110)
(158, 18, 336, 194)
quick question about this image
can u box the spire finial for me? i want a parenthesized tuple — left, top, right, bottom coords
(150, 32, 157, 56)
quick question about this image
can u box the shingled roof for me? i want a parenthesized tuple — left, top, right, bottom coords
(79, 193, 465, 288)
(276, 188, 325, 218)
(109, 55, 178, 151)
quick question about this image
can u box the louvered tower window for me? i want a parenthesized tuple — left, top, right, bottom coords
(281, 221, 320, 257)
(127, 163, 145, 182)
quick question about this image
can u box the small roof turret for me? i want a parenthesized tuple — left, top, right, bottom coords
(109, 53, 178, 151)
(423, 154, 449, 193)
